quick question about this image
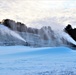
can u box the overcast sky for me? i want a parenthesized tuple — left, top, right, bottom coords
(0, 0, 76, 27)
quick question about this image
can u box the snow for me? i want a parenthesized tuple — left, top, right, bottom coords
(0, 25, 26, 42)
(59, 30, 76, 45)
(0, 46, 76, 75)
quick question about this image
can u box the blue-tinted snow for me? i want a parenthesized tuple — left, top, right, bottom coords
(0, 46, 76, 75)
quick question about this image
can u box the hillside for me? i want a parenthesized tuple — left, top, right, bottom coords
(0, 19, 75, 49)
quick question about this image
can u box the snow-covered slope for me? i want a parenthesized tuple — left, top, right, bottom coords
(0, 24, 26, 45)
(0, 19, 76, 49)
(0, 46, 76, 75)
(18, 27, 76, 49)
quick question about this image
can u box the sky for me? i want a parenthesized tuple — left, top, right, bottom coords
(0, 0, 76, 28)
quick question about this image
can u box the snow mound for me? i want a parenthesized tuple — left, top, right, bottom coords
(0, 46, 72, 58)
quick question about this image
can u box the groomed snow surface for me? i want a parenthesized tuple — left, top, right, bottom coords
(0, 46, 76, 75)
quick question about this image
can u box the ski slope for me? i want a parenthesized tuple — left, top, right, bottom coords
(0, 25, 26, 42)
(0, 46, 76, 75)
